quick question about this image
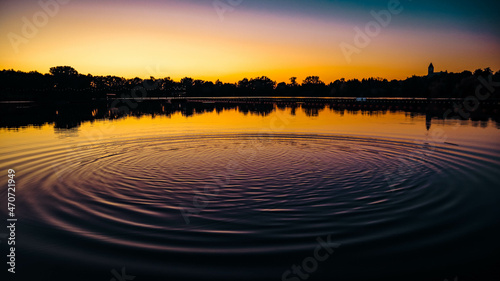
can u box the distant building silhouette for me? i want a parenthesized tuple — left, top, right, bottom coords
(428, 63, 434, 76)
(427, 62, 446, 77)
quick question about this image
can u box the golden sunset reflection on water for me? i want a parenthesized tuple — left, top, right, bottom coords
(1, 106, 498, 151)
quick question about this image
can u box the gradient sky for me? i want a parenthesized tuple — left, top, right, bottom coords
(1, 0, 499, 83)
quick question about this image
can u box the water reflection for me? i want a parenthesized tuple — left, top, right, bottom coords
(1, 99, 500, 281)
(1, 99, 499, 130)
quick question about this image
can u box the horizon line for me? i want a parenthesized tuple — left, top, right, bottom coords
(1, 66, 497, 85)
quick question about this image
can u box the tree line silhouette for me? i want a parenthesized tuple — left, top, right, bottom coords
(1, 66, 499, 100)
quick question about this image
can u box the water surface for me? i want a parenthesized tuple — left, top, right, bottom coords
(1, 101, 499, 280)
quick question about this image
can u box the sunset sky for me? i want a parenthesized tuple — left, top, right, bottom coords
(1, 0, 499, 83)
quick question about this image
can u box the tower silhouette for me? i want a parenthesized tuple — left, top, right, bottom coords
(428, 63, 434, 76)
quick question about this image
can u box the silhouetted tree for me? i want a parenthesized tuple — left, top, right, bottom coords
(248, 76, 275, 95)
(181, 77, 194, 87)
(302, 76, 327, 96)
(303, 76, 324, 86)
(50, 66, 78, 76)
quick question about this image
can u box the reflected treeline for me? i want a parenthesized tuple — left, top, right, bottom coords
(1, 99, 499, 130)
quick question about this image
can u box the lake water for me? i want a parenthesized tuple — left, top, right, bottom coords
(1, 100, 500, 280)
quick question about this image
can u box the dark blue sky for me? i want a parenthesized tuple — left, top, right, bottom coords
(195, 0, 500, 35)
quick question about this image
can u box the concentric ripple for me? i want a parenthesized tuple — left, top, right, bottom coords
(5, 133, 500, 280)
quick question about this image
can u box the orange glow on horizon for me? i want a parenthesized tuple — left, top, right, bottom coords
(1, 1, 499, 83)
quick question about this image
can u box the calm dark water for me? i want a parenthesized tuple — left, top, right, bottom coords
(1, 101, 500, 281)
